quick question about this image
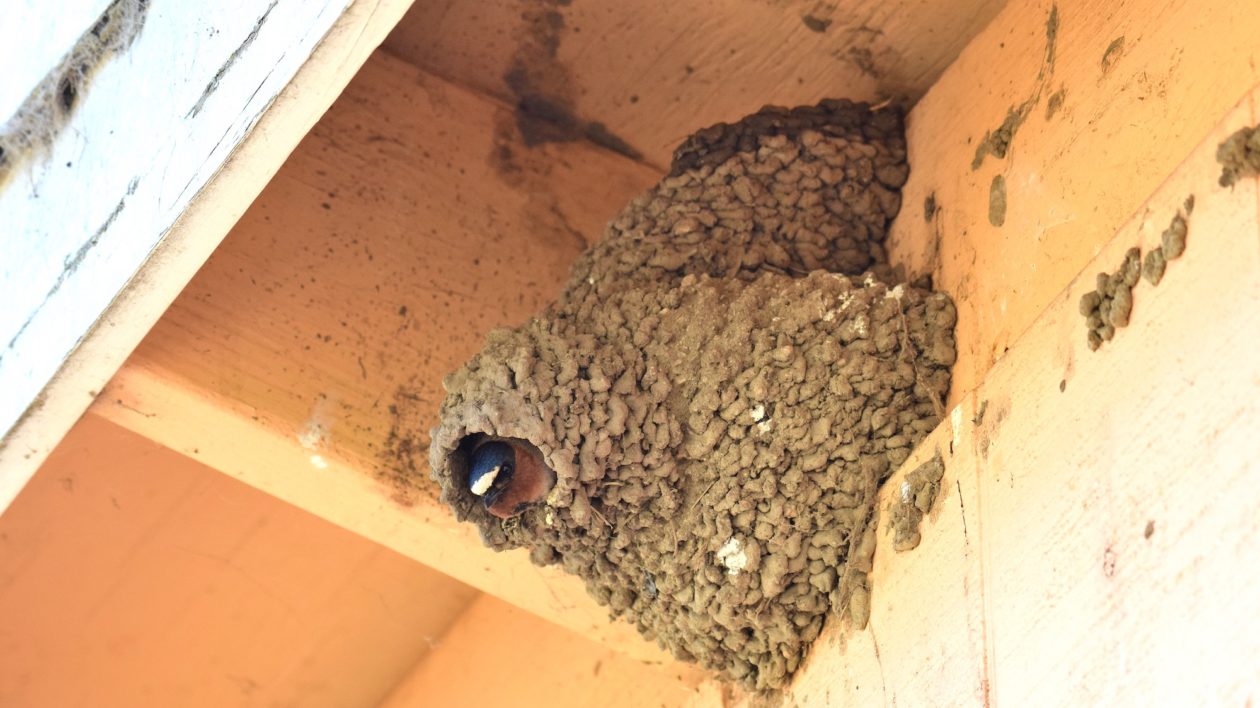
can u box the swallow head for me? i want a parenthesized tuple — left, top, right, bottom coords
(467, 438, 556, 519)
(468, 440, 515, 508)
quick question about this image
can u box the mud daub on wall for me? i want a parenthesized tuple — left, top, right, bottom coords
(498, 0, 641, 161)
(1217, 124, 1260, 187)
(888, 452, 945, 552)
(0, 0, 149, 186)
(1080, 197, 1194, 351)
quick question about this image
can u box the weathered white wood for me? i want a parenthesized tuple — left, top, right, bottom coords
(0, 0, 417, 511)
(1, 1, 114, 118)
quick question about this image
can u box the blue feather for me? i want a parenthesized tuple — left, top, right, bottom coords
(468, 441, 515, 503)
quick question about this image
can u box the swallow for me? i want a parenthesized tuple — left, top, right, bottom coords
(467, 437, 556, 519)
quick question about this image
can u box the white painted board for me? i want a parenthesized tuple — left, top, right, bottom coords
(0, 0, 411, 509)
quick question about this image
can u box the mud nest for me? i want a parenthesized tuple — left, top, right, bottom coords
(429, 99, 956, 690)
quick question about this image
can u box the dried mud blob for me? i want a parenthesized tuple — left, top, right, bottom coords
(1217, 124, 1260, 187)
(429, 99, 957, 691)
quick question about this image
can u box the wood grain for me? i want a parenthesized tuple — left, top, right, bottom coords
(381, 594, 705, 708)
(94, 51, 670, 661)
(0, 414, 479, 708)
(886, 0, 1260, 402)
(383, 0, 1007, 169)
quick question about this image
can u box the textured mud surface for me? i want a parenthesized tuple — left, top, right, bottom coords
(1081, 202, 1192, 351)
(988, 174, 1007, 227)
(888, 453, 945, 552)
(429, 101, 956, 690)
(1217, 126, 1260, 187)
(970, 5, 1059, 173)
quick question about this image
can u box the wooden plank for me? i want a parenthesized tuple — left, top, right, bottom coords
(93, 51, 670, 661)
(379, 594, 704, 708)
(0, 0, 417, 512)
(382, 0, 1007, 169)
(885, 0, 1260, 402)
(83, 375, 670, 660)
(772, 83, 1260, 705)
(0, 414, 480, 708)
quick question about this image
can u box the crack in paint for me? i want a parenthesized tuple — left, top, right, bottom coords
(186, 0, 279, 119)
(2, 178, 138, 362)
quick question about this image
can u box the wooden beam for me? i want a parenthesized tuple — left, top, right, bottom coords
(382, 0, 1008, 169)
(772, 84, 1260, 705)
(93, 51, 669, 660)
(0, 413, 480, 708)
(92, 0, 1260, 681)
(885, 0, 1260, 402)
(0, 0, 417, 511)
(85, 373, 669, 660)
(379, 594, 704, 708)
